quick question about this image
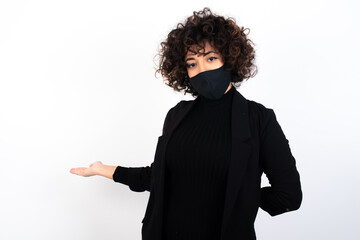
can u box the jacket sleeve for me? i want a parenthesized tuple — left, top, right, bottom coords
(259, 108, 303, 216)
(112, 106, 174, 192)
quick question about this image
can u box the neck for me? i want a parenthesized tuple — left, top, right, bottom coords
(224, 82, 232, 94)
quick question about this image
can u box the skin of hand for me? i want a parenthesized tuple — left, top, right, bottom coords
(70, 161, 116, 179)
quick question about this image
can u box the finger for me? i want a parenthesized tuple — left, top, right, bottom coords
(70, 167, 87, 176)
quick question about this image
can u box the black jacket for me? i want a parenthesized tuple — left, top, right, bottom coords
(113, 88, 302, 240)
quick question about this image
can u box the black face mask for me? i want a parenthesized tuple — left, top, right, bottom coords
(189, 64, 232, 100)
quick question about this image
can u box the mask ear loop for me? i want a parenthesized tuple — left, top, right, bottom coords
(185, 74, 199, 96)
(185, 74, 192, 88)
(223, 62, 231, 71)
(223, 62, 235, 82)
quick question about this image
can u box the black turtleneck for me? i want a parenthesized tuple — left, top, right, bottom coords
(162, 84, 235, 240)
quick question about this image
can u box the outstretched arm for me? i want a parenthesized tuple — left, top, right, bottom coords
(70, 161, 116, 179)
(112, 163, 154, 192)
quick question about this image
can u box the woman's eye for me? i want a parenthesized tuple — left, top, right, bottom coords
(186, 63, 195, 68)
(186, 57, 218, 68)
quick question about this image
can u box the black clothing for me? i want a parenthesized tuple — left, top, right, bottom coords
(162, 85, 235, 239)
(112, 86, 302, 240)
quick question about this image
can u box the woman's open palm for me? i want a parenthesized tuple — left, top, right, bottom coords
(70, 161, 103, 177)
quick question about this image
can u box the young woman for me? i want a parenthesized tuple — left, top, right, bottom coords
(70, 7, 302, 240)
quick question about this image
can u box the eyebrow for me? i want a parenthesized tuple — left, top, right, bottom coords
(185, 51, 218, 62)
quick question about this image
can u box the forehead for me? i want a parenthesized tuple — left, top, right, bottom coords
(186, 40, 216, 56)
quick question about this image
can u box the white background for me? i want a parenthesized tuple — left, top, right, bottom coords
(1, 0, 359, 239)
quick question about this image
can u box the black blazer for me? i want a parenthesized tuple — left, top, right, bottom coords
(113, 88, 302, 240)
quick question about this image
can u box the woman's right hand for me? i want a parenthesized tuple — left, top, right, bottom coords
(70, 161, 104, 177)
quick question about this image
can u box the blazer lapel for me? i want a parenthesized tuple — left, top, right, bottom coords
(153, 98, 199, 238)
(220, 90, 252, 238)
(156, 89, 252, 239)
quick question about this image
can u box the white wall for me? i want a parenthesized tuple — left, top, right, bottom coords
(0, 0, 359, 239)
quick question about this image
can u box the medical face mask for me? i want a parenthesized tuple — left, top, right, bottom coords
(189, 64, 232, 100)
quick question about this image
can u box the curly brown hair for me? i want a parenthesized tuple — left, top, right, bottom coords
(154, 7, 258, 98)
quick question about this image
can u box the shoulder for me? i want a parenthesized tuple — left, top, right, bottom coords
(163, 99, 193, 121)
(177, 99, 194, 106)
(169, 99, 193, 113)
(246, 99, 277, 134)
(247, 99, 274, 116)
